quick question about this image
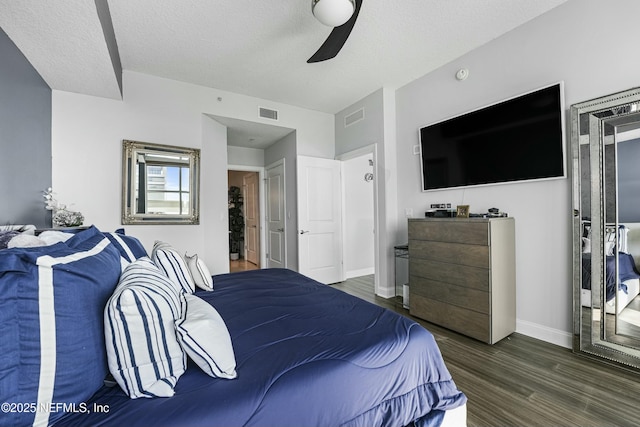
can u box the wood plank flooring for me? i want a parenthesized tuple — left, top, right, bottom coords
(229, 258, 259, 273)
(332, 275, 640, 427)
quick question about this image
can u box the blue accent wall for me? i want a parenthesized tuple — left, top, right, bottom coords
(0, 27, 52, 227)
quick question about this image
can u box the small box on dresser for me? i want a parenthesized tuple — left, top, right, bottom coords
(408, 217, 515, 344)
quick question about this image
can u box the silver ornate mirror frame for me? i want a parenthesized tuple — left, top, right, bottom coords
(122, 140, 200, 225)
(571, 87, 640, 369)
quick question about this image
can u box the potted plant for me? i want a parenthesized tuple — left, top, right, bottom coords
(228, 186, 244, 260)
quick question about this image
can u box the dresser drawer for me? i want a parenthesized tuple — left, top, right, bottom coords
(408, 220, 489, 245)
(409, 239, 489, 268)
(409, 258, 489, 291)
(410, 294, 490, 342)
(410, 276, 489, 314)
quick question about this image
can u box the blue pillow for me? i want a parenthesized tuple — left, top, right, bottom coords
(0, 226, 121, 427)
(104, 229, 148, 266)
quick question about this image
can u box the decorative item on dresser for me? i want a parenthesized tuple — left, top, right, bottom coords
(408, 217, 516, 344)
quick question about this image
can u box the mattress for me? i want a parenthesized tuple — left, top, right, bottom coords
(55, 268, 466, 427)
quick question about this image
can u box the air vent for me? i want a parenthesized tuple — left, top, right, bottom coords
(344, 108, 365, 127)
(259, 107, 279, 121)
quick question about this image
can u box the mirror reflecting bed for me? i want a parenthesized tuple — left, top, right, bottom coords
(122, 140, 200, 225)
(572, 88, 640, 369)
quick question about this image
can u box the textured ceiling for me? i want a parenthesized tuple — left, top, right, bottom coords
(0, 0, 569, 144)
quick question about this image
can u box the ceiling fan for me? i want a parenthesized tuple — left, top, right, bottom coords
(308, 0, 363, 63)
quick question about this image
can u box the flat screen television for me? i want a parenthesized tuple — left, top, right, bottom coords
(419, 82, 566, 192)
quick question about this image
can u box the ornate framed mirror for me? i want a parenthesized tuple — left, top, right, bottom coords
(122, 140, 200, 225)
(571, 87, 640, 369)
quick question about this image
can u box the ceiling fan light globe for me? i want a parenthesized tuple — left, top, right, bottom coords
(312, 0, 355, 27)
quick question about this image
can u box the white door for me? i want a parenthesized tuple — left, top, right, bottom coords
(297, 156, 343, 284)
(243, 172, 259, 266)
(266, 161, 286, 269)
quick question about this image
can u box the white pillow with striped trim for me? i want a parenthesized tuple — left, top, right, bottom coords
(176, 293, 237, 379)
(104, 257, 187, 399)
(184, 252, 214, 291)
(152, 241, 195, 294)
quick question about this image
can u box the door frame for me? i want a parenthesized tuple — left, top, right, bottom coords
(228, 164, 266, 268)
(265, 159, 288, 269)
(336, 144, 380, 295)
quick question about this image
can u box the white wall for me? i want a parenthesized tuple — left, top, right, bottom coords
(395, 0, 640, 347)
(227, 145, 264, 167)
(51, 71, 333, 275)
(335, 88, 399, 297)
(343, 153, 374, 277)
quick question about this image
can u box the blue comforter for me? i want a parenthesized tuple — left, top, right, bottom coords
(582, 253, 640, 301)
(56, 269, 466, 427)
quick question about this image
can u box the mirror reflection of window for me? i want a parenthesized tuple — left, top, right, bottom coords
(142, 162, 190, 215)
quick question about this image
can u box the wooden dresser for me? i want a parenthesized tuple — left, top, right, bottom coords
(408, 217, 515, 344)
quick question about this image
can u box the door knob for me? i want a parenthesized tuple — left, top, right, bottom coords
(300, 230, 310, 234)
(276, 228, 284, 232)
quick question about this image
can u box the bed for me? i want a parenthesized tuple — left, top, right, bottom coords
(0, 226, 467, 427)
(580, 222, 640, 314)
(581, 253, 640, 314)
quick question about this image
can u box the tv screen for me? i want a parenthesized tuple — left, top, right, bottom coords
(419, 83, 565, 191)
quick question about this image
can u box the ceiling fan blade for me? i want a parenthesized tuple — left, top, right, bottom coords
(307, 0, 363, 63)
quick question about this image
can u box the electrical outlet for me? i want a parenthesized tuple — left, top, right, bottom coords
(405, 208, 413, 218)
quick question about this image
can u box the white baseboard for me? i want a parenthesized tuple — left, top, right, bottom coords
(516, 319, 572, 349)
(376, 286, 395, 299)
(345, 267, 375, 279)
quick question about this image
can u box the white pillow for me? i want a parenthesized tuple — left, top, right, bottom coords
(175, 294, 237, 379)
(7, 234, 47, 248)
(184, 253, 214, 291)
(38, 230, 74, 245)
(152, 241, 195, 294)
(104, 257, 186, 399)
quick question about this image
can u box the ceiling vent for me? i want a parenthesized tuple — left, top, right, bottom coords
(259, 107, 279, 121)
(344, 108, 365, 127)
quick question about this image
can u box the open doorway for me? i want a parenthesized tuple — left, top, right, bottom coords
(228, 170, 260, 273)
(341, 150, 375, 285)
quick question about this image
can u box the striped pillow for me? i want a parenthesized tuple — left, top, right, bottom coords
(184, 253, 214, 291)
(152, 241, 195, 294)
(104, 257, 186, 399)
(176, 293, 237, 379)
(0, 226, 121, 427)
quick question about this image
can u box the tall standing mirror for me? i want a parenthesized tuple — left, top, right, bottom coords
(572, 87, 640, 369)
(122, 140, 200, 225)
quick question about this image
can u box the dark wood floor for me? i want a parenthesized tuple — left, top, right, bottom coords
(332, 275, 640, 427)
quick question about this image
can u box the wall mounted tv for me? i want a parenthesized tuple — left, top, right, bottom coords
(419, 82, 566, 192)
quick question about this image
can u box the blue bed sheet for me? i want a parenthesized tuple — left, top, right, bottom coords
(55, 268, 466, 427)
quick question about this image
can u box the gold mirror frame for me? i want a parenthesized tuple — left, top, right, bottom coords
(122, 140, 200, 225)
